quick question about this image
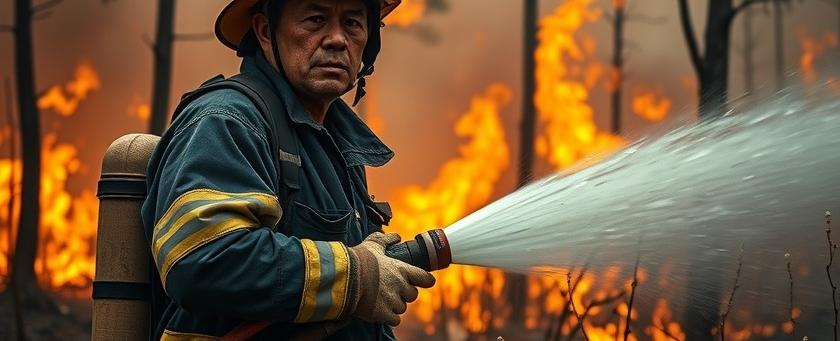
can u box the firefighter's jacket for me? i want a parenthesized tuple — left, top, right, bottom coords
(141, 53, 396, 340)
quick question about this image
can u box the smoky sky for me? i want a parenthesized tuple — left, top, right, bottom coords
(0, 0, 837, 200)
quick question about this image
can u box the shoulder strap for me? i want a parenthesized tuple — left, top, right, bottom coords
(171, 74, 301, 225)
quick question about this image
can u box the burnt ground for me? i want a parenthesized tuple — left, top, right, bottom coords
(0, 291, 91, 341)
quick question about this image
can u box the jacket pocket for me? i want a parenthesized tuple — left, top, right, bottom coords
(285, 201, 352, 242)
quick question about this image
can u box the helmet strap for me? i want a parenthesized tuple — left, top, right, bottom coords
(264, 0, 285, 79)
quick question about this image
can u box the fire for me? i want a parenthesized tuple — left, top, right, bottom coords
(129, 103, 151, 122)
(798, 28, 838, 84)
(1, 63, 99, 295)
(37, 62, 101, 116)
(35, 134, 98, 293)
(384, 0, 426, 27)
(631, 88, 672, 122)
(389, 84, 512, 334)
(533, 0, 622, 170)
(0, 157, 21, 282)
(0, 135, 98, 294)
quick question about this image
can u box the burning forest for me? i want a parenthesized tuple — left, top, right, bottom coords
(2, 0, 840, 340)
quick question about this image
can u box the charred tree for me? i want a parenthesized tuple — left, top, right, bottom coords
(676, 1, 771, 337)
(4, 76, 25, 341)
(510, 0, 539, 327)
(3, 2, 64, 323)
(773, 0, 785, 90)
(742, 7, 754, 95)
(519, 0, 538, 187)
(11, 0, 43, 301)
(677, 0, 771, 119)
(148, 0, 175, 135)
(610, 0, 625, 134)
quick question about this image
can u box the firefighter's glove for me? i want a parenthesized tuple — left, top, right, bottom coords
(348, 232, 436, 326)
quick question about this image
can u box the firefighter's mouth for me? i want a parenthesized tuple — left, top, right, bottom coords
(314, 62, 349, 74)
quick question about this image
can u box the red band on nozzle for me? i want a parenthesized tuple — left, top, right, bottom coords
(431, 229, 452, 270)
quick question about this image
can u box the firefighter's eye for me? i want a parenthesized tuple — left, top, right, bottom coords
(305, 15, 326, 24)
(345, 18, 363, 28)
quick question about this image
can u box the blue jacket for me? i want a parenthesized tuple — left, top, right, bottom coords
(141, 53, 396, 340)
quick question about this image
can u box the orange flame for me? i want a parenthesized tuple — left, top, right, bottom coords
(0, 134, 98, 294)
(384, 0, 426, 27)
(631, 88, 672, 122)
(390, 84, 512, 334)
(37, 62, 101, 116)
(533, 0, 622, 170)
(798, 28, 838, 84)
(1, 63, 99, 295)
(36, 134, 98, 293)
(129, 103, 151, 122)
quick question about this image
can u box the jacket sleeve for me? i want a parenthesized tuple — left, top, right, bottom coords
(141, 98, 359, 323)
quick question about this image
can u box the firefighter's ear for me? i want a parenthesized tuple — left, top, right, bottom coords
(251, 13, 273, 61)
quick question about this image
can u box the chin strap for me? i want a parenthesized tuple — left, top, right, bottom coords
(352, 64, 375, 107)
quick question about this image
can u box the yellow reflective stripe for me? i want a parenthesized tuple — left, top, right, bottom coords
(153, 189, 280, 238)
(324, 241, 350, 320)
(159, 216, 256, 284)
(161, 329, 219, 341)
(153, 199, 267, 258)
(295, 239, 322, 323)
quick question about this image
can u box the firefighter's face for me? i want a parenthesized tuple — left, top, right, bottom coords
(258, 0, 368, 103)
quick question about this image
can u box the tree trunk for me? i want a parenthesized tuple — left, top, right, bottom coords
(682, 1, 733, 338)
(148, 0, 175, 135)
(773, 0, 784, 91)
(699, 0, 733, 118)
(518, 0, 537, 188)
(510, 0, 538, 328)
(743, 8, 754, 95)
(11, 0, 43, 298)
(610, 0, 625, 134)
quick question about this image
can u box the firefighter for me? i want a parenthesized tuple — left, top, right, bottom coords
(140, 0, 436, 339)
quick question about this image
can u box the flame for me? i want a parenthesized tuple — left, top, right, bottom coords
(384, 0, 426, 27)
(37, 62, 101, 116)
(390, 84, 512, 334)
(129, 103, 151, 122)
(798, 28, 838, 84)
(1, 63, 99, 294)
(0, 134, 98, 294)
(533, 0, 622, 169)
(35, 134, 98, 293)
(631, 88, 672, 122)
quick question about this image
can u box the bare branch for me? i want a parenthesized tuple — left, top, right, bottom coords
(676, 0, 703, 77)
(31, 0, 63, 14)
(786, 252, 796, 336)
(720, 244, 745, 341)
(826, 210, 838, 341)
(173, 32, 214, 42)
(624, 254, 640, 341)
(567, 271, 590, 341)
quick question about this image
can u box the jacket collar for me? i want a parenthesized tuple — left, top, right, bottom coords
(240, 54, 394, 167)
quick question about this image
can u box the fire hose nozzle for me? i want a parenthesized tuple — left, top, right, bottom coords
(384, 229, 452, 272)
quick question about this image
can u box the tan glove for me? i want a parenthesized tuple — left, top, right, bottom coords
(348, 232, 436, 326)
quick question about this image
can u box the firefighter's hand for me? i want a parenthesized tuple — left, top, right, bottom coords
(348, 232, 436, 326)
